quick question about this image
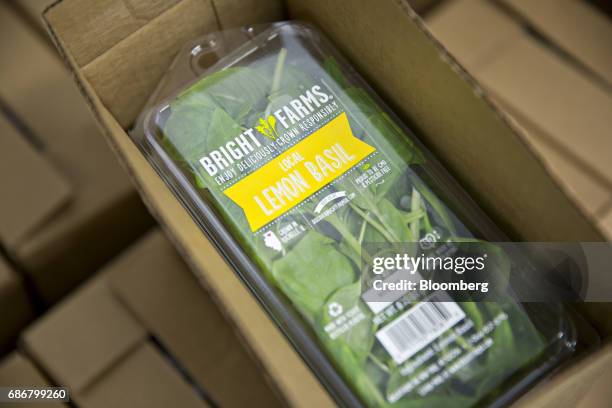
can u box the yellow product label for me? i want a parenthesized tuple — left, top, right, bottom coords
(224, 113, 376, 231)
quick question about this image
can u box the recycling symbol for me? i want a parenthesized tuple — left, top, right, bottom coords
(328, 302, 343, 317)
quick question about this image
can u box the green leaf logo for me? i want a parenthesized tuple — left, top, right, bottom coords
(255, 115, 278, 140)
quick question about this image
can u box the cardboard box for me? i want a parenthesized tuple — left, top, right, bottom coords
(0, 351, 66, 408)
(0, 255, 33, 355)
(426, 0, 612, 233)
(500, 0, 612, 89)
(21, 229, 283, 408)
(42, 0, 610, 406)
(21, 271, 209, 408)
(0, 3, 154, 304)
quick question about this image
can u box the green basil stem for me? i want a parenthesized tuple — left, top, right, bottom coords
(401, 209, 425, 224)
(358, 217, 368, 245)
(421, 202, 433, 233)
(350, 204, 411, 243)
(368, 352, 391, 374)
(263, 47, 288, 119)
(326, 212, 371, 264)
(410, 188, 421, 241)
(408, 174, 456, 236)
(270, 47, 287, 96)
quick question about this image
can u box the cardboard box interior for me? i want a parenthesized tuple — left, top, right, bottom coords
(0, 2, 154, 304)
(42, 0, 612, 406)
(0, 351, 66, 408)
(21, 229, 284, 408)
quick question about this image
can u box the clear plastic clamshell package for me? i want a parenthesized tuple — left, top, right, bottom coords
(135, 22, 576, 407)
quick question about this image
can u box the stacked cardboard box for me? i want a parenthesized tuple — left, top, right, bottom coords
(426, 0, 612, 239)
(21, 229, 283, 408)
(0, 3, 153, 304)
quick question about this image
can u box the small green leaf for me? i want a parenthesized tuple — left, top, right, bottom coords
(271, 231, 354, 321)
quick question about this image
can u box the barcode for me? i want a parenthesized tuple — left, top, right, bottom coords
(376, 301, 465, 364)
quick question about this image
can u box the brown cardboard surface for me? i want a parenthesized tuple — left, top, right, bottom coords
(0, 3, 153, 303)
(515, 342, 612, 408)
(76, 342, 208, 408)
(9, 0, 51, 30)
(0, 113, 72, 249)
(23, 229, 283, 406)
(407, 0, 441, 14)
(578, 344, 612, 407)
(523, 133, 611, 217)
(0, 352, 49, 386)
(0, 257, 33, 355)
(475, 35, 612, 188)
(426, 0, 612, 223)
(496, 101, 612, 217)
(104, 230, 284, 407)
(78, 0, 219, 128)
(0, 352, 66, 408)
(425, 0, 521, 71)
(11, 0, 46, 23)
(599, 207, 612, 240)
(43, 0, 181, 68)
(21, 276, 210, 408)
(22, 278, 147, 391)
(213, 0, 284, 29)
(501, 0, 612, 89)
(42, 0, 610, 406)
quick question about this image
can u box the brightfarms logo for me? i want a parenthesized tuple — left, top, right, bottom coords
(198, 84, 334, 179)
(255, 115, 279, 140)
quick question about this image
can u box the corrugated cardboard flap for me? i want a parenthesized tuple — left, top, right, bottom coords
(45, 0, 283, 128)
(46, 0, 219, 128)
(0, 114, 72, 250)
